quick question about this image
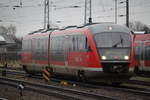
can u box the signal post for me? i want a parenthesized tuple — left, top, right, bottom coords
(42, 67, 51, 82)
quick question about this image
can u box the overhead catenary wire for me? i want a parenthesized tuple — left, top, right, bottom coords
(0, 0, 150, 28)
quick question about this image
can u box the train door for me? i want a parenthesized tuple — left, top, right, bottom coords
(29, 39, 33, 64)
(135, 40, 150, 72)
(143, 41, 150, 71)
(64, 35, 69, 66)
(134, 41, 144, 71)
(140, 41, 145, 71)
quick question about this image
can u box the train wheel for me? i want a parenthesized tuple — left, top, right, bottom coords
(111, 82, 121, 86)
(22, 65, 35, 76)
(134, 66, 139, 74)
(78, 70, 86, 82)
(23, 65, 29, 73)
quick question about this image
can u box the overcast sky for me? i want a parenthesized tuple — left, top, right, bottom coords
(0, 0, 150, 37)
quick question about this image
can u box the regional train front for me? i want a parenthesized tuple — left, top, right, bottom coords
(88, 24, 135, 81)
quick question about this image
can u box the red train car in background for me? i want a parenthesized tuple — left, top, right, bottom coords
(21, 23, 135, 83)
(134, 34, 150, 75)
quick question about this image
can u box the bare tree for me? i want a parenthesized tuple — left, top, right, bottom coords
(129, 21, 150, 33)
(141, 25, 150, 33)
(0, 25, 20, 43)
(0, 26, 8, 34)
(7, 24, 17, 36)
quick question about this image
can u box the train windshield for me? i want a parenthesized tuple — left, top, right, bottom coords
(94, 32, 131, 48)
(87, 24, 131, 48)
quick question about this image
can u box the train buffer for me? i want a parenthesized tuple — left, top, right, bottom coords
(42, 68, 51, 82)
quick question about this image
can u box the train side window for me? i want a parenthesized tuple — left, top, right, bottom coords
(41, 38, 45, 52)
(50, 37, 53, 50)
(61, 36, 65, 51)
(134, 46, 141, 60)
(71, 34, 91, 52)
(39, 38, 42, 52)
(44, 37, 48, 52)
(145, 46, 150, 60)
(85, 37, 91, 51)
(78, 35, 86, 51)
(51, 37, 54, 50)
(58, 36, 62, 52)
(38, 38, 41, 51)
(22, 40, 27, 51)
(78, 35, 84, 51)
(67, 35, 73, 51)
(24, 39, 30, 51)
(34, 39, 37, 51)
(22, 40, 25, 50)
(54, 37, 59, 52)
(26, 40, 28, 51)
(56, 37, 59, 51)
(72, 36, 75, 51)
(78, 34, 91, 52)
(31, 39, 33, 51)
(36, 38, 39, 51)
(33, 38, 36, 51)
(31, 39, 34, 51)
(75, 35, 79, 51)
(32, 38, 36, 52)
(51, 37, 55, 51)
(28, 40, 31, 51)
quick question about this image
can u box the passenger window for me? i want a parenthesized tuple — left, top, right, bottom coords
(145, 46, 150, 60)
(71, 34, 90, 52)
(67, 36, 73, 51)
(86, 37, 91, 51)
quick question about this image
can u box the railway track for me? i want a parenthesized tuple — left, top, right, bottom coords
(0, 77, 116, 100)
(0, 98, 7, 100)
(0, 67, 150, 98)
(52, 79, 150, 97)
(1, 67, 150, 86)
(63, 78, 150, 96)
(126, 80, 150, 87)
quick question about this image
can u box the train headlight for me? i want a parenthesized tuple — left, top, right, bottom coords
(101, 56, 107, 60)
(124, 56, 129, 60)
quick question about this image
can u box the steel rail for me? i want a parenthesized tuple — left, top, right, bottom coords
(0, 98, 8, 100)
(0, 77, 117, 100)
(50, 78, 150, 97)
(81, 82, 150, 97)
(0, 68, 150, 97)
(126, 80, 150, 87)
(0, 67, 27, 76)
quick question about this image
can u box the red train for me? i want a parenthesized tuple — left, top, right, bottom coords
(21, 23, 135, 82)
(134, 34, 150, 75)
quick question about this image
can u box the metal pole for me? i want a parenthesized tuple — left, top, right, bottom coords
(84, 0, 87, 25)
(44, 0, 46, 29)
(126, 0, 129, 27)
(47, 0, 50, 29)
(115, 0, 117, 24)
(20, 0, 22, 7)
(89, 0, 92, 24)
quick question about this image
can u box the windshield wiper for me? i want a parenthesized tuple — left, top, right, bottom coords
(112, 35, 123, 48)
